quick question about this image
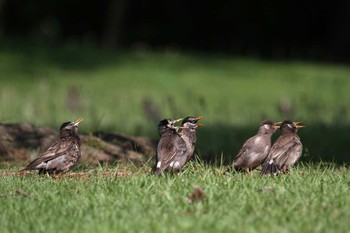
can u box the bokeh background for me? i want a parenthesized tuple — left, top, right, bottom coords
(0, 0, 350, 164)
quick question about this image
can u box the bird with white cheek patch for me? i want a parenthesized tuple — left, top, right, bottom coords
(21, 118, 83, 175)
(152, 118, 187, 175)
(173, 116, 204, 171)
(260, 120, 305, 176)
(233, 120, 281, 174)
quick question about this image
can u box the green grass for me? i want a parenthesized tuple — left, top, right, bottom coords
(1, 163, 349, 233)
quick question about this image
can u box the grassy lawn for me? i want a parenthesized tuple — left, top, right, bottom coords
(1, 163, 349, 233)
(0, 43, 350, 232)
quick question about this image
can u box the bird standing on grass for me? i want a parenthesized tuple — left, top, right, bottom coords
(259, 120, 304, 176)
(21, 118, 83, 175)
(233, 120, 281, 174)
(153, 118, 187, 174)
(174, 116, 204, 169)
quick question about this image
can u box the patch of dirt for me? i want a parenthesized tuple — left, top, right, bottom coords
(188, 187, 206, 203)
(1, 168, 136, 180)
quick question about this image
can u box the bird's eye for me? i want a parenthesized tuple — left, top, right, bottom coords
(287, 124, 293, 128)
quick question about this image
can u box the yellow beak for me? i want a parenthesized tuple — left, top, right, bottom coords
(175, 118, 183, 123)
(75, 118, 84, 125)
(294, 121, 305, 128)
(197, 123, 205, 127)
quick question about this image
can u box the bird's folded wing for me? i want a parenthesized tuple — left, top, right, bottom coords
(24, 139, 75, 169)
(234, 137, 255, 159)
(158, 135, 187, 169)
(267, 139, 294, 161)
(275, 140, 302, 166)
(173, 135, 187, 158)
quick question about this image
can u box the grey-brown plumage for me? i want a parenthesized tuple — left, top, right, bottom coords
(174, 116, 203, 170)
(21, 118, 83, 175)
(233, 120, 280, 173)
(153, 118, 187, 174)
(259, 120, 304, 176)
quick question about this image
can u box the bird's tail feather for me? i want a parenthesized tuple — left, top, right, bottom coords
(20, 165, 33, 172)
(259, 160, 278, 176)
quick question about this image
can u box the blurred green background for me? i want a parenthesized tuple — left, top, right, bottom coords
(1, 1, 350, 165)
(1, 42, 349, 164)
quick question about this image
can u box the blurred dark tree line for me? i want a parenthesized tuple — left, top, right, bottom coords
(1, 0, 350, 61)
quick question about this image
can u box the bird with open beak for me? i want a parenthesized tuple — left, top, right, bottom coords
(260, 120, 305, 176)
(153, 118, 187, 174)
(172, 116, 204, 171)
(21, 118, 83, 175)
(233, 120, 281, 174)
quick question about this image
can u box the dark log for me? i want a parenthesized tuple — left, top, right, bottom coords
(0, 123, 156, 165)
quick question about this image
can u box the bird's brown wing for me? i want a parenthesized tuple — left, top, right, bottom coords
(157, 134, 187, 170)
(171, 134, 188, 166)
(234, 135, 270, 170)
(23, 138, 76, 170)
(260, 135, 291, 175)
(266, 135, 293, 161)
(234, 137, 256, 159)
(275, 137, 302, 168)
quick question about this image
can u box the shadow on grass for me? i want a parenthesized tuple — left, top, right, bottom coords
(196, 123, 350, 166)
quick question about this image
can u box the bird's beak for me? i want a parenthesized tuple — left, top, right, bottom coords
(175, 118, 183, 123)
(197, 123, 205, 127)
(294, 121, 305, 128)
(274, 122, 282, 128)
(74, 118, 84, 126)
(195, 116, 204, 121)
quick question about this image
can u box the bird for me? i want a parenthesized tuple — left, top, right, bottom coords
(174, 116, 204, 170)
(21, 118, 83, 175)
(259, 120, 304, 176)
(233, 120, 281, 174)
(153, 118, 187, 174)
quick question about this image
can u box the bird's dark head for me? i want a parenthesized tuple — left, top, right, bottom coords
(182, 116, 203, 125)
(180, 116, 204, 131)
(259, 120, 281, 133)
(280, 120, 305, 133)
(59, 118, 83, 136)
(158, 118, 182, 132)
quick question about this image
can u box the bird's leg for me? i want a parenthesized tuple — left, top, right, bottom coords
(51, 174, 59, 179)
(284, 168, 290, 174)
(51, 171, 64, 179)
(38, 169, 47, 175)
(245, 168, 250, 174)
